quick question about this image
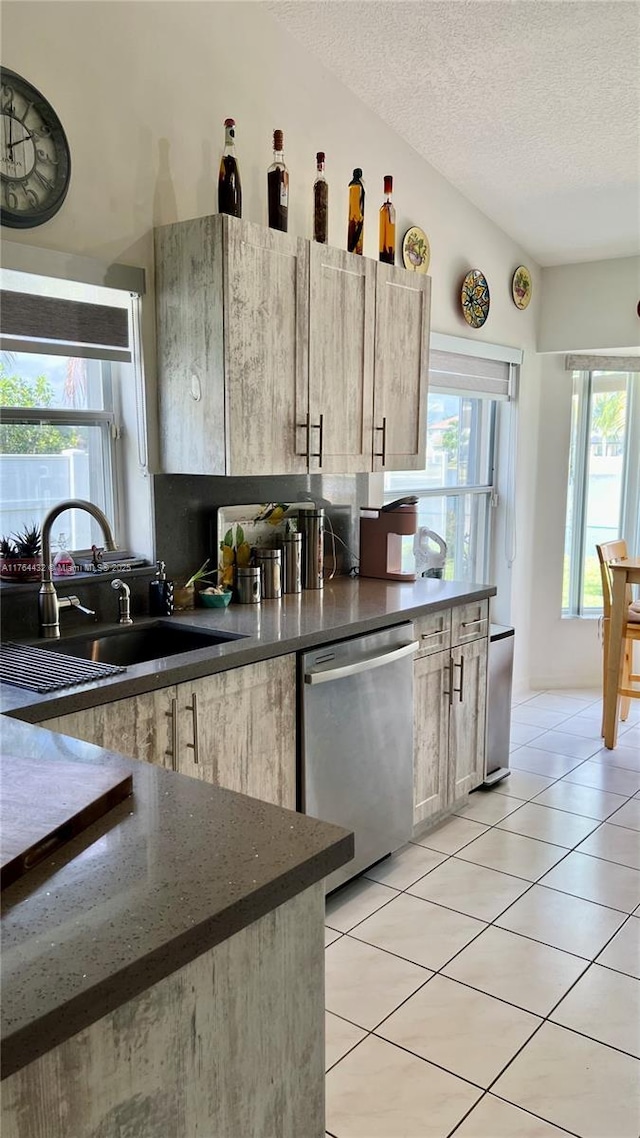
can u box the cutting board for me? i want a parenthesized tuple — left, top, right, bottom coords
(1, 753, 133, 890)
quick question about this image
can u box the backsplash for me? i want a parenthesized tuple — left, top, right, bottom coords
(152, 473, 369, 583)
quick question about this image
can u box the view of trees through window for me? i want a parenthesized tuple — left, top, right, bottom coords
(0, 352, 115, 549)
(563, 372, 635, 614)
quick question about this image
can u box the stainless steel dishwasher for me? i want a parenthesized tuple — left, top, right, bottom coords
(300, 623, 418, 893)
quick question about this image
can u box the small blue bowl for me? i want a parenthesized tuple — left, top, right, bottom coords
(198, 589, 233, 608)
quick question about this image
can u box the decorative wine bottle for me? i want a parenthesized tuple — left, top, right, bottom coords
(313, 151, 328, 243)
(347, 168, 365, 254)
(218, 118, 242, 218)
(267, 129, 289, 232)
(379, 175, 396, 264)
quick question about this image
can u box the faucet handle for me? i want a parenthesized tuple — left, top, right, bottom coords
(66, 596, 96, 617)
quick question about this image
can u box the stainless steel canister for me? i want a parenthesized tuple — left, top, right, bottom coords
(281, 531, 303, 594)
(236, 566, 261, 604)
(255, 548, 282, 600)
(300, 509, 325, 590)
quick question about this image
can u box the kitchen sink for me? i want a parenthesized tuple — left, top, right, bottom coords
(40, 621, 248, 668)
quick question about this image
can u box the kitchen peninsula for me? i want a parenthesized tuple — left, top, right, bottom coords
(1, 716, 352, 1137)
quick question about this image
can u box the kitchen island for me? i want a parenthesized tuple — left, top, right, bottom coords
(0, 716, 352, 1137)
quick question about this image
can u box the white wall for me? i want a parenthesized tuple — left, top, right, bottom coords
(539, 256, 640, 352)
(2, 1, 550, 688)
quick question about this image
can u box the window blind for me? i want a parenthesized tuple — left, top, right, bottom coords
(565, 355, 640, 373)
(429, 349, 512, 400)
(0, 289, 131, 362)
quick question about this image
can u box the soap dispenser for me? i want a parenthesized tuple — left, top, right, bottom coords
(149, 560, 174, 616)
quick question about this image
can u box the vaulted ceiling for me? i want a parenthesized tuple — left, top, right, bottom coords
(268, 0, 640, 266)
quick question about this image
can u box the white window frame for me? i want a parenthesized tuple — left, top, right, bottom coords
(382, 333, 522, 586)
(563, 366, 640, 617)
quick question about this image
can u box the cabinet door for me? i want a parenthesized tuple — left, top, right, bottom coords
(448, 637, 488, 801)
(373, 265, 430, 472)
(308, 244, 375, 474)
(176, 656, 297, 810)
(40, 689, 177, 769)
(224, 219, 309, 476)
(155, 215, 226, 476)
(413, 650, 450, 828)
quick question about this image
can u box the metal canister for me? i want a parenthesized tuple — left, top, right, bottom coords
(236, 565, 261, 604)
(299, 509, 325, 590)
(281, 531, 303, 593)
(255, 548, 282, 600)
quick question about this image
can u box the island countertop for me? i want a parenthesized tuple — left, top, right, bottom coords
(0, 716, 353, 1080)
(1, 576, 496, 722)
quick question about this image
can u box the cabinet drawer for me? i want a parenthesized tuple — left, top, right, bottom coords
(414, 610, 451, 657)
(451, 600, 489, 646)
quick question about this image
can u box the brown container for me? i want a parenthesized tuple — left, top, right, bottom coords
(359, 502, 418, 582)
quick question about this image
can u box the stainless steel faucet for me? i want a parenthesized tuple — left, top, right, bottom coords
(39, 499, 118, 638)
(111, 579, 133, 625)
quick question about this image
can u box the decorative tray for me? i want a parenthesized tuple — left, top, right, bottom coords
(215, 502, 316, 587)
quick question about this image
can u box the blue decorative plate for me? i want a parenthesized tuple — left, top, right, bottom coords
(461, 269, 490, 328)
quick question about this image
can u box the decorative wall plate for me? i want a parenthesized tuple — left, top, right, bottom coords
(461, 269, 490, 328)
(512, 265, 532, 310)
(402, 226, 430, 273)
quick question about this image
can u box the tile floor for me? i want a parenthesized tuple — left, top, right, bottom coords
(323, 689, 640, 1138)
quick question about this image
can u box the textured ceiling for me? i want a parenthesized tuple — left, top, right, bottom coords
(267, 0, 640, 266)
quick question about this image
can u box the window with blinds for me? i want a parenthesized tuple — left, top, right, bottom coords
(384, 346, 516, 584)
(0, 271, 137, 551)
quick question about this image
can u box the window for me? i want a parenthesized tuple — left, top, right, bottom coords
(0, 269, 140, 553)
(563, 365, 640, 615)
(384, 346, 515, 583)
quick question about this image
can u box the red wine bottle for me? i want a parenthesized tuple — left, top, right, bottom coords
(218, 118, 242, 218)
(267, 129, 289, 232)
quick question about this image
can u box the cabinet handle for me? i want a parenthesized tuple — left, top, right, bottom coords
(310, 412, 324, 468)
(185, 691, 200, 764)
(453, 657, 465, 702)
(461, 617, 485, 630)
(374, 417, 387, 467)
(297, 413, 311, 460)
(421, 628, 444, 641)
(165, 697, 178, 771)
(443, 656, 454, 706)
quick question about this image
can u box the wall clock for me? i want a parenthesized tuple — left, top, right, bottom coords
(1, 68, 71, 228)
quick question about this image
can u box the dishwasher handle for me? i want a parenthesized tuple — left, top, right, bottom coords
(304, 640, 418, 685)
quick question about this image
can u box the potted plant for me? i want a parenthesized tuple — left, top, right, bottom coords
(0, 524, 43, 582)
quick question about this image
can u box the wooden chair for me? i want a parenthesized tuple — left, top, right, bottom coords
(596, 540, 640, 731)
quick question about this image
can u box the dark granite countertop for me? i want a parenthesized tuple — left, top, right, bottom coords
(2, 577, 495, 722)
(0, 717, 353, 1080)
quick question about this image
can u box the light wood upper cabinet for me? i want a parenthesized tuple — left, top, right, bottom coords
(155, 215, 431, 476)
(373, 264, 430, 472)
(155, 215, 308, 476)
(308, 243, 376, 474)
(175, 656, 297, 810)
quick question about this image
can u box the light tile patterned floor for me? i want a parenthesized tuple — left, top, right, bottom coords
(324, 690, 640, 1138)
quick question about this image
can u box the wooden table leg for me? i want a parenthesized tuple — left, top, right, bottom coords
(603, 569, 627, 748)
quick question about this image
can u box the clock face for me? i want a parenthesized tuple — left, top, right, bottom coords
(0, 68, 71, 228)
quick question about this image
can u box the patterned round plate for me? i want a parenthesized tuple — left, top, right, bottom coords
(402, 226, 430, 273)
(512, 265, 532, 310)
(461, 269, 490, 328)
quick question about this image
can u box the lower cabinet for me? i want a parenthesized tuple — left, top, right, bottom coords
(41, 655, 297, 810)
(413, 630, 488, 831)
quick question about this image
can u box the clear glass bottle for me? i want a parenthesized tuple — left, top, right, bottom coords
(379, 175, 396, 264)
(53, 532, 75, 577)
(218, 117, 242, 218)
(313, 151, 328, 244)
(267, 129, 289, 232)
(347, 168, 365, 255)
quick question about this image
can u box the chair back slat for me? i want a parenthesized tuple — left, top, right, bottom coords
(596, 540, 630, 619)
